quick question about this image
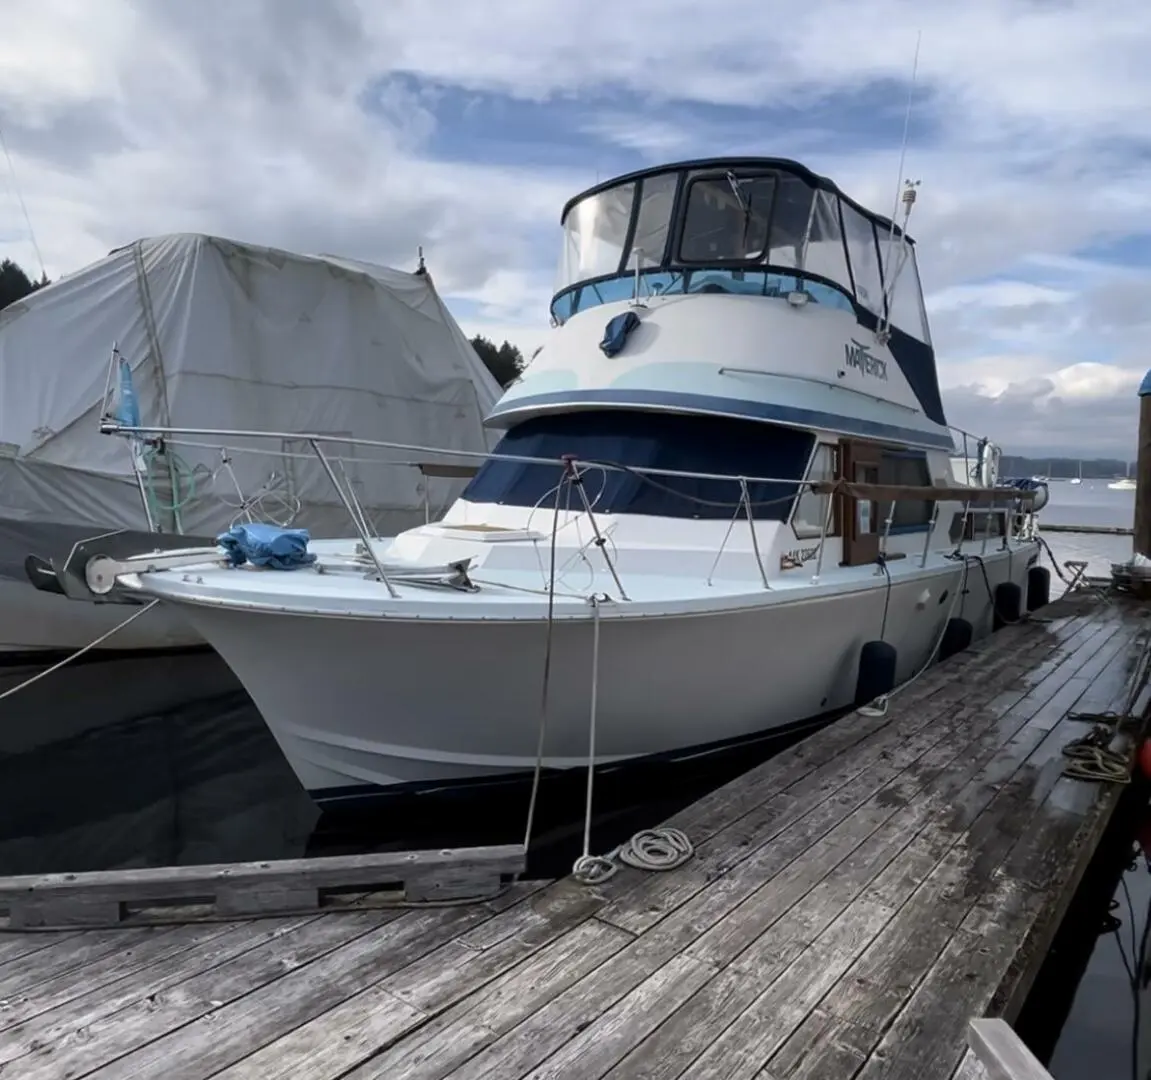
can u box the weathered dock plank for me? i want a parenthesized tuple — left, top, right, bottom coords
(2, 592, 1142, 1079)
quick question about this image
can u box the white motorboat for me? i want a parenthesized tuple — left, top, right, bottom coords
(1107, 461, 1136, 490)
(0, 235, 500, 660)
(61, 157, 1045, 805)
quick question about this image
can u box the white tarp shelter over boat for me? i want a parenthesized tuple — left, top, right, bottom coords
(0, 234, 502, 539)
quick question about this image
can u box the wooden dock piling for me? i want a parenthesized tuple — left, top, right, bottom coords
(1133, 369, 1151, 594)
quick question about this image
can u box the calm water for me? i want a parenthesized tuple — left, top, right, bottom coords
(1042, 479, 1135, 572)
(0, 646, 818, 880)
(0, 481, 1143, 1074)
(1022, 482, 1150, 1078)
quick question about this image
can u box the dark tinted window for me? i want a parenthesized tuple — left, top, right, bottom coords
(680, 175, 776, 263)
(878, 450, 934, 531)
(464, 410, 815, 521)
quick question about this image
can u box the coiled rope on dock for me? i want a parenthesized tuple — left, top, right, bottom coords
(1061, 740, 1132, 784)
(569, 595, 693, 885)
(574, 828, 695, 885)
(1059, 628, 1151, 784)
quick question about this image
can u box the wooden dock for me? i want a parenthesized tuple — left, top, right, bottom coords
(0, 592, 1147, 1079)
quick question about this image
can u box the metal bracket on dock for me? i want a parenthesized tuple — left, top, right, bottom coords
(0, 845, 526, 928)
(968, 1018, 1054, 1079)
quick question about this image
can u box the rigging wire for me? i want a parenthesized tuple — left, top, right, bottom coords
(520, 470, 568, 864)
(0, 117, 46, 282)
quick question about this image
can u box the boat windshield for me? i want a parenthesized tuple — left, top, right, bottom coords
(552, 163, 930, 344)
(462, 409, 814, 521)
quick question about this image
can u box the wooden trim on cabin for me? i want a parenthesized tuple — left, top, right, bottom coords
(812, 479, 1035, 504)
(839, 438, 882, 567)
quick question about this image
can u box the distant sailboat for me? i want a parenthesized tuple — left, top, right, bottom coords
(1070, 461, 1082, 485)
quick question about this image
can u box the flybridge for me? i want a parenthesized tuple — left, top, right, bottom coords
(542, 156, 947, 428)
(550, 157, 927, 341)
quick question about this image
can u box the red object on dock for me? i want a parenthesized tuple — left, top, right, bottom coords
(1138, 738, 1151, 781)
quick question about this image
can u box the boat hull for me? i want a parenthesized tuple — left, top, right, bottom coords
(164, 546, 1034, 804)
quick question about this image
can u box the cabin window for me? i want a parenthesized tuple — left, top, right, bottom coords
(625, 173, 678, 271)
(766, 175, 815, 269)
(792, 443, 840, 538)
(949, 508, 1007, 544)
(878, 450, 934, 532)
(800, 191, 852, 295)
(463, 410, 814, 521)
(840, 206, 886, 317)
(679, 175, 776, 263)
(881, 244, 931, 344)
(556, 183, 636, 291)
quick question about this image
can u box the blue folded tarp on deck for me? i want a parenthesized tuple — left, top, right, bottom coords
(216, 523, 317, 570)
(599, 310, 641, 358)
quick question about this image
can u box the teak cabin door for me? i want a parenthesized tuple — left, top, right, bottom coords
(840, 439, 881, 567)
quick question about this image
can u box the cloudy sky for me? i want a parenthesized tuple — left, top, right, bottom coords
(1, 0, 1149, 458)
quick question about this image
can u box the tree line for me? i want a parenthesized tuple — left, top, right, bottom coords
(999, 456, 1133, 480)
(0, 258, 47, 310)
(1, 255, 526, 387)
(466, 335, 525, 388)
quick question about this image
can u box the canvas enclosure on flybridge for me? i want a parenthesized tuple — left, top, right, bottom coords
(0, 234, 502, 539)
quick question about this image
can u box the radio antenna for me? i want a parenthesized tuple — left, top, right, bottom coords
(878, 31, 922, 341)
(888, 31, 921, 231)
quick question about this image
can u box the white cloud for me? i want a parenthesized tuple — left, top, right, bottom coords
(377, 0, 1151, 137)
(926, 282, 1076, 314)
(1, 0, 1149, 454)
(945, 356, 1141, 401)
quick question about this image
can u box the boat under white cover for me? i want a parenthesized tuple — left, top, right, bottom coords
(0, 577, 196, 655)
(0, 234, 500, 657)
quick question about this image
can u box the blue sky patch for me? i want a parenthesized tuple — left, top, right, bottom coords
(366, 72, 942, 178)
